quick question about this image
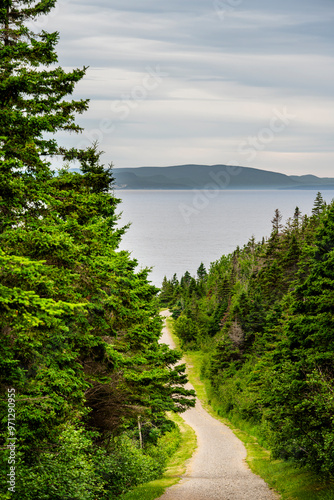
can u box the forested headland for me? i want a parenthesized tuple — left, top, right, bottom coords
(160, 193, 334, 479)
(113, 165, 334, 190)
(0, 2, 195, 498)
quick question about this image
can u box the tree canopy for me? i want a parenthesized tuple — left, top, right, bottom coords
(163, 199, 334, 476)
(0, 2, 194, 498)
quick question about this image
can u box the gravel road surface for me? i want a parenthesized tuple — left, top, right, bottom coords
(159, 311, 279, 500)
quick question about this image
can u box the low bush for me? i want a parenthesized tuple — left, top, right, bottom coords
(4, 424, 181, 500)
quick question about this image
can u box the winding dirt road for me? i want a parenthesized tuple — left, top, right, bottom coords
(159, 311, 279, 500)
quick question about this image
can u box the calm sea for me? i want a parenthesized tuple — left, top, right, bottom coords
(115, 190, 334, 288)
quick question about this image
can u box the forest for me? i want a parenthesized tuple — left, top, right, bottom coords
(2, 1, 334, 498)
(160, 192, 334, 478)
(0, 1, 195, 498)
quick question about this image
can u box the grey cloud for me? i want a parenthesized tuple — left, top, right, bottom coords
(45, 0, 334, 175)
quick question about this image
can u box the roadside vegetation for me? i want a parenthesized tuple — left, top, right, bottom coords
(120, 413, 196, 500)
(0, 2, 195, 498)
(166, 316, 334, 500)
(160, 194, 334, 497)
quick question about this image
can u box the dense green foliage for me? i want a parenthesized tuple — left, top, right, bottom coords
(162, 193, 334, 477)
(0, 2, 194, 498)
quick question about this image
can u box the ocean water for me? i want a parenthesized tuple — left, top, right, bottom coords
(115, 189, 334, 287)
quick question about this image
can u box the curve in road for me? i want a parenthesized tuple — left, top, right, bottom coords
(159, 310, 279, 500)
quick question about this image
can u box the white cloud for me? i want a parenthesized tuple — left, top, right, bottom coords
(41, 0, 334, 176)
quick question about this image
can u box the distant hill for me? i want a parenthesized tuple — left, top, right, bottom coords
(112, 165, 334, 190)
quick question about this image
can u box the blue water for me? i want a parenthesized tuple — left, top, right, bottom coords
(116, 190, 334, 287)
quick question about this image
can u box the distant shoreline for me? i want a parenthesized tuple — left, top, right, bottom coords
(114, 186, 334, 191)
(112, 164, 334, 191)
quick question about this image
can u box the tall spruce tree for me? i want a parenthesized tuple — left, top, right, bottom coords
(293, 206, 301, 230)
(0, 2, 195, 498)
(271, 208, 283, 233)
(0, 0, 89, 232)
(197, 262, 207, 282)
(312, 191, 326, 217)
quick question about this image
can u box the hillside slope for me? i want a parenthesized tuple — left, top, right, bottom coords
(113, 165, 334, 190)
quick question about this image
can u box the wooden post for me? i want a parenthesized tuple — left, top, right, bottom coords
(138, 415, 143, 449)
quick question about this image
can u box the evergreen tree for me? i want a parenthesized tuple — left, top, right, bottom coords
(293, 206, 301, 230)
(197, 262, 207, 282)
(180, 270, 192, 290)
(0, 2, 195, 497)
(159, 276, 174, 306)
(312, 191, 326, 217)
(271, 208, 283, 233)
(188, 276, 197, 295)
(171, 273, 179, 287)
(0, 0, 89, 232)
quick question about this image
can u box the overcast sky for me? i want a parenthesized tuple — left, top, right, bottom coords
(39, 0, 334, 176)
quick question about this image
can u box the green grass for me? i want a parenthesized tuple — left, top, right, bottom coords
(120, 413, 196, 500)
(123, 314, 334, 500)
(166, 316, 334, 500)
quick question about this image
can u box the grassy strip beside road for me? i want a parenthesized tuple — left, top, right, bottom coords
(166, 317, 334, 500)
(120, 413, 196, 500)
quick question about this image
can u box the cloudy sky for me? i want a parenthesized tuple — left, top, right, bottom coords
(38, 0, 334, 176)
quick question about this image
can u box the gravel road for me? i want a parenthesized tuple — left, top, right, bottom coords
(158, 311, 279, 500)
